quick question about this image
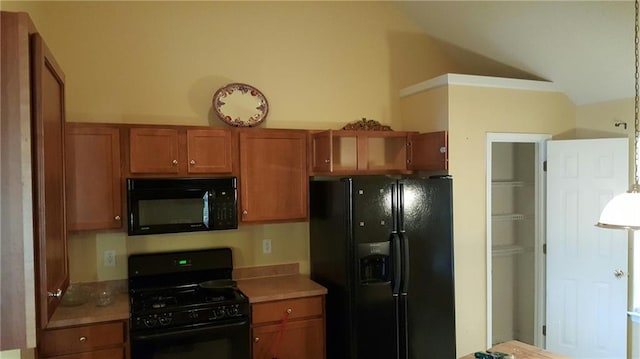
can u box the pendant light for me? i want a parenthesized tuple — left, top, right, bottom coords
(596, 0, 640, 231)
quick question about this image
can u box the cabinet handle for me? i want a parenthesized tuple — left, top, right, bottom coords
(172, 159, 178, 166)
(190, 159, 196, 165)
(254, 337, 260, 343)
(242, 210, 248, 216)
(79, 336, 87, 343)
(324, 159, 330, 163)
(47, 289, 62, 298)
(286, 308, 292, 314)
(114, 215, 121, 221)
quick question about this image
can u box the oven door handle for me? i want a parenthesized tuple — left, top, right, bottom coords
(132, 320, 249, 342)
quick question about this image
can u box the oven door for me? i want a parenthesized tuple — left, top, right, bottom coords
(131, 320, 250, 359)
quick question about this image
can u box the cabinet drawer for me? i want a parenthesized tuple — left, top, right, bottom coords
(41, 347, 124, 359)
(252, 296, 323, 324)
(39, 322, 125, 356)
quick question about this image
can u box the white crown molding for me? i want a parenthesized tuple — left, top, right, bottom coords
(399, 73, 559, 98)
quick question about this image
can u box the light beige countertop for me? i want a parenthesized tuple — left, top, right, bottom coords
(46, 264, 327, 328)
(237, 274, 327, 303)
(47, 280, 129, 329)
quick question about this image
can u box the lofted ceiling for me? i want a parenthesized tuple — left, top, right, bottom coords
(395, 1, 635, 105)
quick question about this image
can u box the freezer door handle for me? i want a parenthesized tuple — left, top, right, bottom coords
(399, 233, 410, 294)
(391, 233, 402, 295)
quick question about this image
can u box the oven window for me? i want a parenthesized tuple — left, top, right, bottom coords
(138, 197, 207, 226)
(132, 322, 250, 359)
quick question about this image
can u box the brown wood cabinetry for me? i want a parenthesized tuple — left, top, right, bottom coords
(251, 296, 325, 359)
(1, 11, 38, 349)
(31, 32, 69, 331)
(239, 129, 308, 223)
(39, 321, 128, 359)
(128, 127, 232, 176)
(65, 125, 122, 231)
(309, 130, 448, 175)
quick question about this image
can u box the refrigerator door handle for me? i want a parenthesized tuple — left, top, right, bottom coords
(391, 233, 402, 295)
(399, 233, 410, 294)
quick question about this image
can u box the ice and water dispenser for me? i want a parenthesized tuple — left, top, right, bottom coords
(358, 241, 391, 284)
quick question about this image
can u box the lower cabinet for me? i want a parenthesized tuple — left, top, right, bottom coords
(38, 321, 128, 359)
(251, 296, 325, 359)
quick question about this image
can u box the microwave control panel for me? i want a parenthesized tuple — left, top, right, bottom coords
(211, 188, 238, 229)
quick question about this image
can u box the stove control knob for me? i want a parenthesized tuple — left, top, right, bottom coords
(143, 317, 158, 328)
(187, 310, 199, 319)
(158, 314, 172, 326)
(215, 308, 226, 319)
(226, 305, 239, 317)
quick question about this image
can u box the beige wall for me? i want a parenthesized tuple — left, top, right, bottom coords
(400, 83, 576, 356)
(2, 1, 611, 357)
(448, 86, 575, 355)
(0, 0, 462, 283)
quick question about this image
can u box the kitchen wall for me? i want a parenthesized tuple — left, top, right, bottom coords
(0, 2, 538, 356)
(0, 0, 533, 279)
(399, 80, 576, 355)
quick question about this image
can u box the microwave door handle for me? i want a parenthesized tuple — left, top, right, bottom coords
(204, 191, 213, 229)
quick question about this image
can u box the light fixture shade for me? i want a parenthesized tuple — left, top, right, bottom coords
(596, 184, 640, 230)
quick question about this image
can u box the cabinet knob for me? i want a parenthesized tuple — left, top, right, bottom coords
(172, 159, 178, 166)
(114, 215, 121, 221)
(254, 337, 260, 343)
(47, 288, 62, 298)
(79, 336, 87, 343)
(242, 210, 248, 216)
(439, 146, 447, 154)
(324, 159, 330, 163)
(190, 159, 196, 165)
(286, 308, 292, 314)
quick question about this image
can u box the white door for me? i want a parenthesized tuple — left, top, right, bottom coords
(546, 138, 628, 359)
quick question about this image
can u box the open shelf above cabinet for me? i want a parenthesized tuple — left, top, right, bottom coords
(309, 129, 447, 175)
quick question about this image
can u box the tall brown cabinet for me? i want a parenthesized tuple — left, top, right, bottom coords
(1, 11, 68, 350)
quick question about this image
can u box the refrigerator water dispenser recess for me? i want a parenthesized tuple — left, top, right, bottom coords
(358, 242, 390, 284)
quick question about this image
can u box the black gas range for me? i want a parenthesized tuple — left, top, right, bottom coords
(128, 248, 250, 359)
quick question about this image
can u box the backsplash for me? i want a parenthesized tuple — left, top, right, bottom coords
(67, 222, 310, 283)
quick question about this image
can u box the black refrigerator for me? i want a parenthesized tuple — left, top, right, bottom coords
(309, 176, 456, 359)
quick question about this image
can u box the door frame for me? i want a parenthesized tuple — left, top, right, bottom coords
(485, 133, 551, 348)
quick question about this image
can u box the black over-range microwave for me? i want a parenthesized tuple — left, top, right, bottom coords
(126, 177, 238, 236)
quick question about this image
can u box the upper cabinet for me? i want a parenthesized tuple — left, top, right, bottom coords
(65, 124, 122, 231)
(239, 129, 308, 223)
(128, 127, 232, 176)
(32, 33, 69, 331)
(309, 130, 447, 175)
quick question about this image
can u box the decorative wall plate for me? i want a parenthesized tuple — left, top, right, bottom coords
(212, 83, 269, 127)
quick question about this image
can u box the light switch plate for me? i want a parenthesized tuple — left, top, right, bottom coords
(104, 250, 116, 267)
(262, 239, 272, 254)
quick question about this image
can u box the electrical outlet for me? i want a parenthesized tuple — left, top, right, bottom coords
(262, 239, 272, 254)
(104, 250, 116, 267)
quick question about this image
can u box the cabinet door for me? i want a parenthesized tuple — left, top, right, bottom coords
(66, 125, 122, 231)
(239, 130, 308, 222)
(129, 128, 180, 174)
(310, 130, 332, 173)
(186, 128, 232, 174)
(31, 33, 68, 329)
(253, 318, 324, 359)
(407, 131, 448, 171)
